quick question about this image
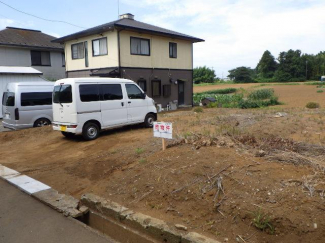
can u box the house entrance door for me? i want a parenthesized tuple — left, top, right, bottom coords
(178, 81, 185, 105)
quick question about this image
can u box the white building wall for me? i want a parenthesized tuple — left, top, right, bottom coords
(0, 46, 65, 80)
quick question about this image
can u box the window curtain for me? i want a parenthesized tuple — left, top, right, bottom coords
(77, 43, 84, 58)
(131, 38, 141, 54)
(72, 45, 78, 59)
(140, 40, 149, 55)
(99, 38, 107, 55)
(93, 40, 100, 56)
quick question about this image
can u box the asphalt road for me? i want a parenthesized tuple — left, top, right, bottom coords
(0, 179, 115, 243)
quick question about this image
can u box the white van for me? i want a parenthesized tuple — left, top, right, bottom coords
(2, 82, 54, 130)
(52, 78, 157, 140)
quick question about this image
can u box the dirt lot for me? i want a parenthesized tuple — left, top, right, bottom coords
(1, 84, 325, 243)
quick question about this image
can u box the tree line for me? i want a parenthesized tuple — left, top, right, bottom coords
(194, 50, 325, 84)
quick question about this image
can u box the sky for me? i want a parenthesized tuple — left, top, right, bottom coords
(0, 0, 325, 78)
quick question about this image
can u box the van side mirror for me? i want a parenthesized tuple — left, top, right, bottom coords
(142, 92, 146, 99)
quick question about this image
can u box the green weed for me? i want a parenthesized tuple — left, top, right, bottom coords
(252, 210, 274, 234)
(306, 102, 320, 109)
(135, 148, 145, 154)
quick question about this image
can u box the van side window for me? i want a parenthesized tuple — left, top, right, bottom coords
(101, 84, 123, 100)
(79, 84, 99, 102)
(2, 92, 15, 106)
(21, 92, 52, 106)
(126, 84, 144, 99)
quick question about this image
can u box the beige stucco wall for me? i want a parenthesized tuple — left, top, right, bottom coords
(119, 31, 193, 69)
(64, 29, 193, 71)
(64, 30, 118, 71)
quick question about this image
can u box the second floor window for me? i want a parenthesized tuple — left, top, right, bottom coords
(92, 37, 108, 56)
(130, 37, 150, 56)
(31, 51, 51, 66)
(71, 42, 84, 59)
(169, 42, 177, 58)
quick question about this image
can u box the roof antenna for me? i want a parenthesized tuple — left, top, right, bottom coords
(118, 0, 120, 18)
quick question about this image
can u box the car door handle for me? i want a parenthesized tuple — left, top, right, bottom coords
(128, 101, 131, 104)
(121, 102, 124, 106)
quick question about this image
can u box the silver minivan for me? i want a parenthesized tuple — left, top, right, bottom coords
(2, 82, 54, 130)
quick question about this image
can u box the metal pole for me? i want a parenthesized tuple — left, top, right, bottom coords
(306, 61, 308, 80)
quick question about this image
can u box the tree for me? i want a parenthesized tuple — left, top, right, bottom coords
(228, 67, 256, 83)
(256, 50, 277, 78)
(193, 66, 216, 84)
(274, 49, 305, 82)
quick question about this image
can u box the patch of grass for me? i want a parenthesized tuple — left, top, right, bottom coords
(193, 107, 203, 113)
(135, 148, 145, 155)
(194, 81, 234, 86)
(193, 88, 237, 104)
(248, 89, 274, 100)
(304, 81, 323, 85)
(255, 82, 300, 87)
(252, 209, 274, 234)
(306, 102, 320, 109)
(317, 90, 324, 93)
(139, 158, 146, 163)
(239, 96, 280, 109)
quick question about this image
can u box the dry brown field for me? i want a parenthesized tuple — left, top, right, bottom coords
(1, 83, 325, 242)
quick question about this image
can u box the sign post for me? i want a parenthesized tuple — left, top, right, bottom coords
(153, 122, 173, 151)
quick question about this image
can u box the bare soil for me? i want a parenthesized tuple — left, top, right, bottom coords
(1, 85, 325, 243)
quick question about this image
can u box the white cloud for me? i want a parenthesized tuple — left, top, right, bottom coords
(124, 0, 325, 77)
(0, 18, 15, 30)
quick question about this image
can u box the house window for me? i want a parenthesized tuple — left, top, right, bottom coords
(137, 79, 147, 92)
(152, 80, 161, 97)
(92, 37, 107, 56)
(130, 37, 150, 56)
(163, 85, 171, 97)
(71, 42, 84, 59)
(169, 42, 177, 58)
(62, 53, 65, 67)
(31, 51, 51, 66)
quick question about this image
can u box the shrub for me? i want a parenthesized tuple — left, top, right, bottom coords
(317, 90, 324, 93)
(248, 89, 274, 100)
(306, 102, 320, 109)
(193, 107, 203, 113)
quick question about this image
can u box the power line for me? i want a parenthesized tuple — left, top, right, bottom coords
(0, 0, 86, 29)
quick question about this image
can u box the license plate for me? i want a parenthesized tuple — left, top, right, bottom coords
(60, 125, 67, 131)
(5, 113, 9, 119)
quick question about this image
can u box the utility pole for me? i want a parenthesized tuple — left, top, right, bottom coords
(306, 60, 308, 80)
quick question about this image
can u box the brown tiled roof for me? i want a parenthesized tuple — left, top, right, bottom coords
(53, 17, 204, 43)
(0, 27, 63, 51)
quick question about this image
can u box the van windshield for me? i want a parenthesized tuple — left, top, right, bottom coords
(2, 92, 15, 106)
(53, 85, 72, 104)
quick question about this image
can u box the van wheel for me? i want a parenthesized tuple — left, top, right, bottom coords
(34, 118, 51, 127)
(144, 114, 156, 128)
(82, 122, 100, 141)
(61, 132, 75, 138)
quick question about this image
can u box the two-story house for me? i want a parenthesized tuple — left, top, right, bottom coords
(0, 27, 66, 80)
(53, 13, 204, 107)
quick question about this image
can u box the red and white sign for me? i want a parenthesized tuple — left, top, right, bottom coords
(153, 122, 173, 139)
